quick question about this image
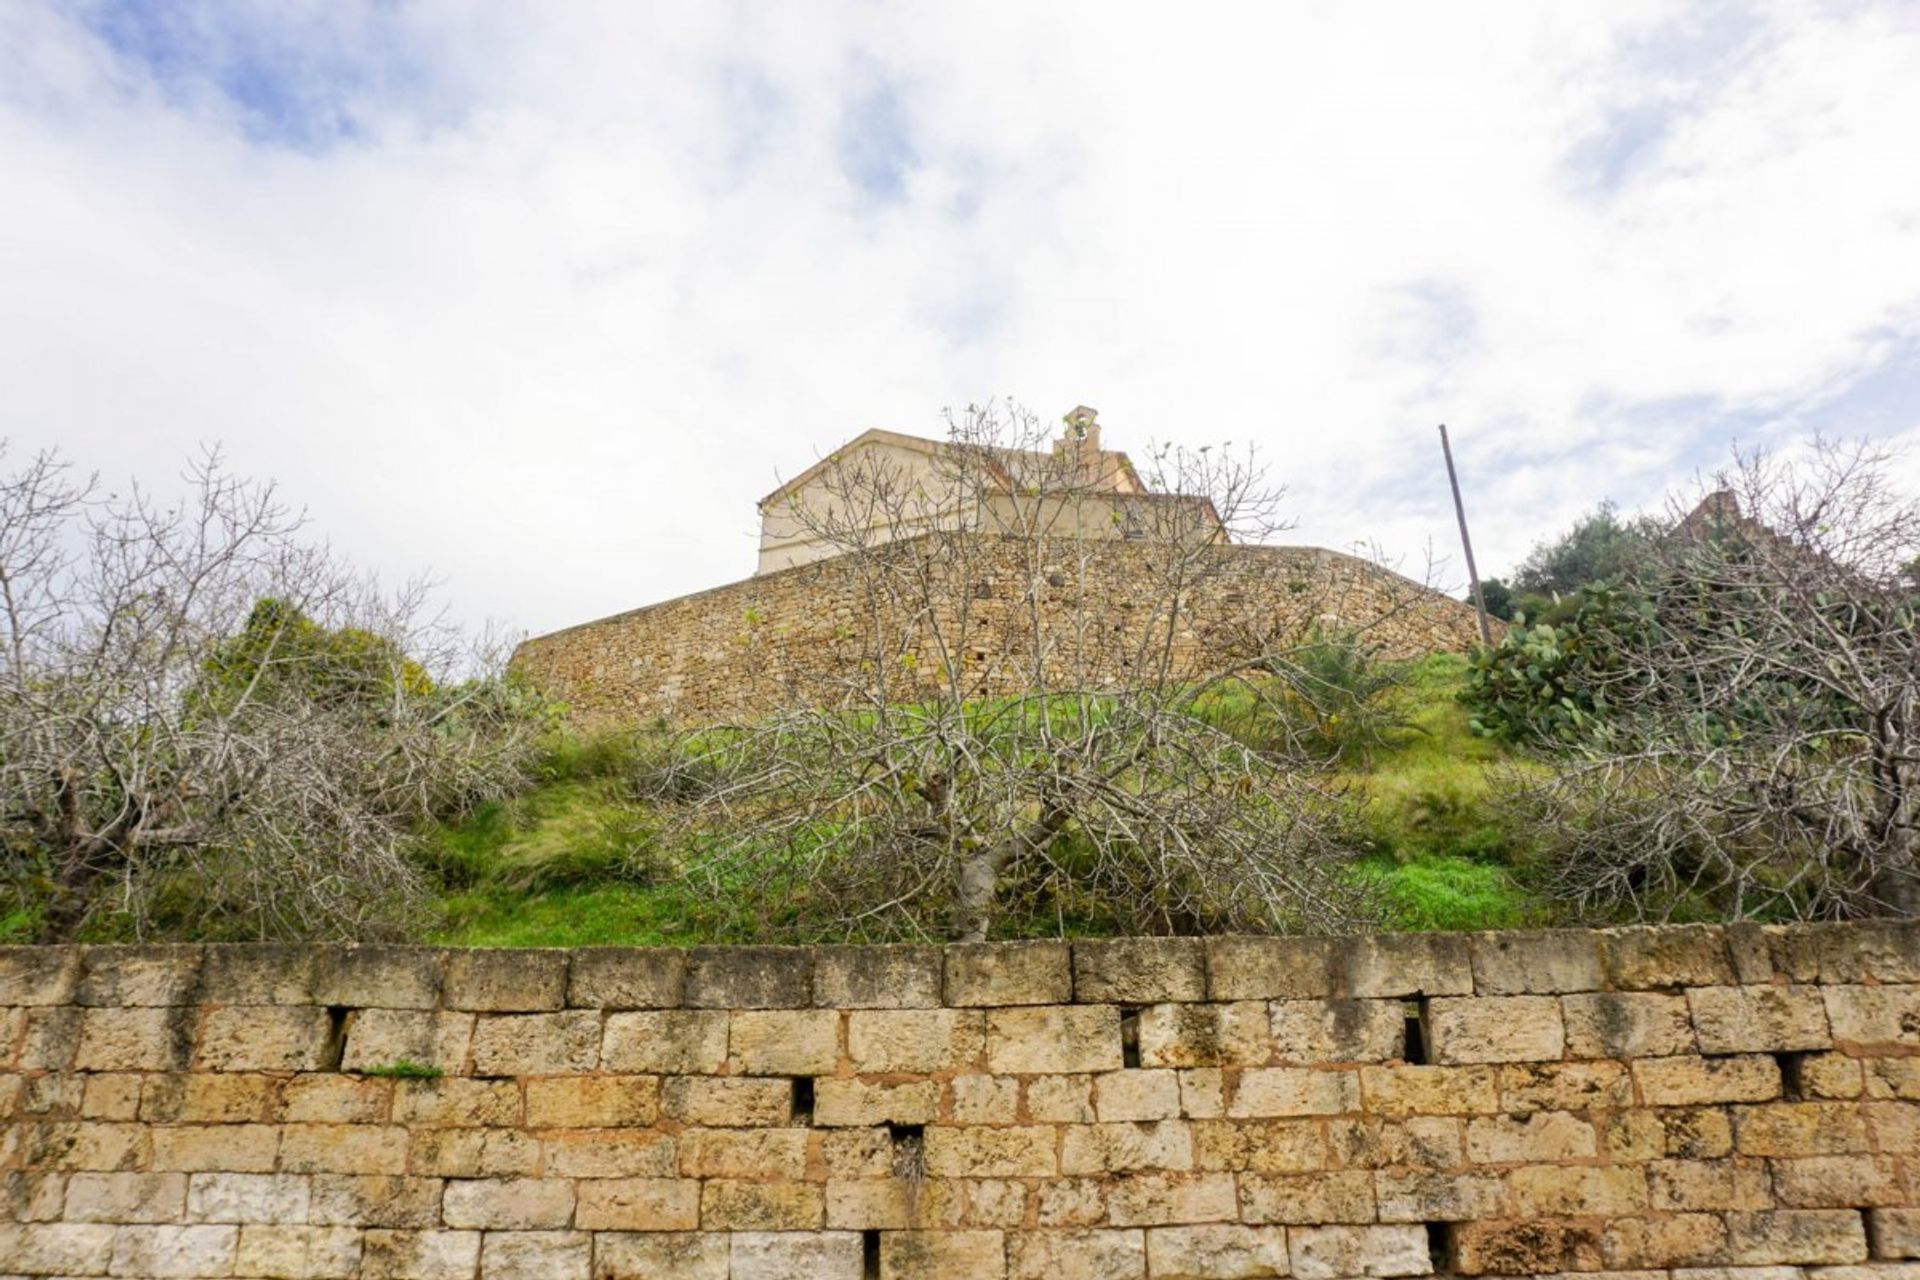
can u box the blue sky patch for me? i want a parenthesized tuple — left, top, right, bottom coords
(836, 67, 917, 207)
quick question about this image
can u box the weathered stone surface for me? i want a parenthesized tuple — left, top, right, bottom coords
(108, 1223, 240, 1278)
(1228, 1067, 1358, 1117)
(847, 1008, 983, 1073)
(1239, 1171, 1376, 1224)
(1008, 1228, 1148, 1280)
(360, 1229, 481, 1280)
(573, 1177, 700, 1230)
(442, 949, 568, 1012)
(1603, 925, 1736, 989)
(1733, 1101, 1870, 1156)
(73, 1007, 190, 1072)
(879, 1229, 1008, 1279)
(1206, 936, 1338, 1001)
(278, 1124, 409, 1176)
(523, 1076, 657, 1128)
(685, 946, 813, 1008)
(199, 945, 319, 1005)
(186, 1172, 312, 1225)
(814, 945, 942, 1008)
(602, 1009, 729, 1074)
(1146, 1223, 1290, 1279)
(701, 1179, 825, 1229)
(1138, 1001, 1271, 1068)
(1359, 1064, 1501, 1115)
(987, 1005, 1122, 1074)
(441, 1176, 573, 1229)
(234, 1224, 363, 1279)
(1825, 984, 1920, 1050)
(1469, 930, 1604, 995)
(1289, 1223, 1431, 1279)
(468, 1011, 601, 1075)
(1562, 992, 1696, 1058)
(339, 1009, 473, 1076)
(1507, 1164, 1649, 1215)
(1341, 933, 1474, 998)
(540, 1128, 677, 1179)
(814, 1078, 940, 1127)
(1375, 1168, 1508, 1222)
(1690, 984, 1833, 1053)
(924, 1126, 1058, 1177)
(1106, 1172, 1237, 1226)
(1094, 1069, 1182, 1122)
(1269, 998, 1404, 1063)
(391, 1078, 521, 1129)
(1427, 995, 1565, 1064)
(1452, 1219, 1602, 1276)
(76, 946, 204, 1006)
(566, 947, 686, 1009)
(196, 1006, 333, 1072)
(1059, 1120, 1194, 1174)
(62, 1171, 187, 1223)
(1465, 1111, 1597, 1164)
(0, 947, 83, 1006)
(729, 1009, 840, 1075)
(1726, 1209, 1870, 1265)
(1073, 938, 1207, 1003)
(307, 1175, 442, 1228)
(311, 947, 443, 1010)
(591, 1231, 728, 1280)
(1871, 1208, 1920, 1260)
(730, 1231, 862, 1280)
(678, 1128, 808, 1180)
(662, 1076, 793, 1127)
(946, 941, 1072, 1006)
(1633, 1053, 1782, 1105)
(478, 1230, 591, 1280)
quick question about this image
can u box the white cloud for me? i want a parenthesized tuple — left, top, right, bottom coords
(2, 0, 1918, 638)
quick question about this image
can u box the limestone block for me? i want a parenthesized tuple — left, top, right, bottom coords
(879, 1230, 1008, 1279)
(200, 945, 319, 1005)
(393, 1079, 523, 1128)
(1633, 1053, 1781, 1105)
(1733, 1102, 1869, 1156)
(478, 1230, 591, 1280)
(441, 1176, 573, 1229)
(566, 948, 685, 1009)
(1105, 1172, 1237, 1226)
(1871, 1209, 1920, 1260)
(62, 1171, 188, 1223)
(923, 1126, 1058, 1177)
(1726, 1210, 1870, 1265)
(1059, 1120, 1193, 1174)
(813, 1078, 938, 1127)
(919, 1177, 1028, 1228)
(1427, 995, 1564, 1064)
(1008, 1228, 1148, 1280)
(1602, 924, 1736, 988)
(279, 1075, 393, 1125)
(75, 945, 203, 1006)
(73, 1007, 188, 1072)
(1239, 1171, 1376, 1224)
(1094, 1069, 1182, 1121)
(1497, 1060, 1632, 1112)
(443, 950, 567, 1012)
(1601, 1213, 1730, 1268)
(819, 1129, 892, 1181)
(1229, 1067, 1358, 1117)
(1690, 984, 1833, 1053)
(540, 1128, 677, 1178)
(107, 1224, 239, 1278)
(1868, 1058, 1920, 1099)
(311, 947, 443, 1010)
(685, 946, 812, 1008)
(1357, 1064, 1501, 1115)
(1138, 1001, 1271, 1068)
(814, 945, 942, 1009)
(152, 1124, 279, 1173)
(19, 1006, 82, 1070)
(729, 1009, 839, 1075)
(573, 1177, 700, 1230)
(2, 1170, 71, 1222)
(847, 1009, 984, 1073)
(1464, 1110, 1597, 1163)
(278, 1124, 409, 1175)
(1825, 985, 1920, 1050)
(825, 1179, 913, 1229)
(1601, 1109, 1669, 1163)
(678, 1128, 808, 1180)
(699, 1179, 824, 1230)
(306, 1175, 442, 1228)
(0, 1223, 116, 1275)
(1179, 1069, 1227, 1119)
(0, 947, 83, 1006)
(233, 1224, 363, 1279)
(949, 1072, 1019, 1123)
(1072, 938, 1206, 1003)
(1867, 1099, 1920, 1152)
(946, 941, 1072, 1006)
(1027, 1074, 1095, 1123)
(523, 1076, 657, 1128)
(1325, 1115, 1461, 1170)
(1647, 1158, 1772, 1211)
(1035, 1178, 1106, 1228)
(1146, 1224, 1290, 1279)
(1508, 1164, 1649, 1216)
(1450, 1218, 1601, 1276)
(360, 1229, 482, 1280)
(729, 1231, 863, 1280)
(1191, 1118, 1324, 1174)
(79, 1075, 143, 1122)
(1206, 936, 1338, 1001)
(590, 1231, 728, 1280)
(339, 1009, 473, 1076)
(1374, 1168, 1508, 1222)
(1804, 1051, 1868, 1098)
(1772, 1155, 1905, 1208)
(986, 1006, 1121, 1074)
(20, 1119, 150, 1170)
(1289, 1224, 1432, 1279)
(1468, 929, 1604, 994)
(1341, 933, 1473, 998)
(1774, 919, 1920, 983)
(407, 1128, 540, 1179)
(601, 1010, 729, 1074)
(1562, 992, 1697, 1058)
(468, 1011, 600, 1075)
(661, 1076, 792, 1127)
(1270, 998, 1405, 1063)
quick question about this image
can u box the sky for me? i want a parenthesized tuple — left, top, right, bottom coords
(3, 0, 1919, 640)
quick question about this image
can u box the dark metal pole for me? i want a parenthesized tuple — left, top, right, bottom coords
(1439, 423, 1494, 648)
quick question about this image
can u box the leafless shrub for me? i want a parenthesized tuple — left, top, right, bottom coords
(650, 401, 1437, 941)
(0, 443, 544, 941)
(1511, 439, 1920, 921)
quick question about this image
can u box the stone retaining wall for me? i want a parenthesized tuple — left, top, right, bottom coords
(3, 923, 1920, 1279)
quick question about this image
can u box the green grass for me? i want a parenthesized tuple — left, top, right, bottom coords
(422, 657, 1555, 945)
(358, 1059, 444, 1080)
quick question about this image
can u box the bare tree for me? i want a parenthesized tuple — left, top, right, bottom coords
(646, 401, 1439, 942)
(1511, 439, 1920, 921)
(0, 443, 541, 941)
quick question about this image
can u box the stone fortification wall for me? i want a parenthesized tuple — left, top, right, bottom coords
(513, 536, 1485, 726)
(3, 922, 1920, 1278)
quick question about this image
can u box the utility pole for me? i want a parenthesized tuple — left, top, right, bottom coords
(1439, 424, 1494, 648)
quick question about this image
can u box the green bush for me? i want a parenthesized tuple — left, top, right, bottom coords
(1463, 584, 1651, 743)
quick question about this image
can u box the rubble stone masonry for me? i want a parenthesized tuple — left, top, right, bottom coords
(4, 922, 1920, 1279)
(510, 536, 1486, 726)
